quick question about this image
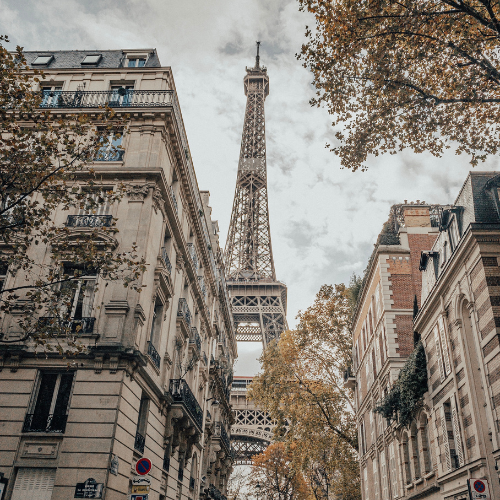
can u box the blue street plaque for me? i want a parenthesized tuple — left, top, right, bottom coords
(74, 478, 103, 498)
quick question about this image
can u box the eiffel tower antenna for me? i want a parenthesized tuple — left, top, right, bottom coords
(224, 44, 288, 347)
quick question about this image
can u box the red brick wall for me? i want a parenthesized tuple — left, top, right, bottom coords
(395, 315, 414, 356)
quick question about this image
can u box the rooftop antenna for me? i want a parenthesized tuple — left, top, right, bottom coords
(255, 41, 261, 68)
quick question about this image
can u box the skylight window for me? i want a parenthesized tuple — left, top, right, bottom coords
(32, 55, 53, 66)
(81, 54, 102, 65)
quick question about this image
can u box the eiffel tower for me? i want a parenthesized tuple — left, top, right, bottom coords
(225, 43, 288, 464)
(224, 42, 288, 348)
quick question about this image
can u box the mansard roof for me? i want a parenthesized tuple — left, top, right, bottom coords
(22, 49, 161, 69)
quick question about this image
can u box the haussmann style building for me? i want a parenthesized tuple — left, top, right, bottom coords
(349, 172, 500, 500)
(0, 49, 236, 500)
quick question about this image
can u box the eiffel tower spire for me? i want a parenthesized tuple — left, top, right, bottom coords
(224, 43, 287, 347)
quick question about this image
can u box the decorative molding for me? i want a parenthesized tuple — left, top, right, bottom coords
(126, 183, 150, 202)
(176, 254, 185, 272)
(109, 355, 119, 373)
(94, 355, 104, 374)
(21, 441, 59, 459)
(152, 187, 166, 216)
(9, 354, 20, 372)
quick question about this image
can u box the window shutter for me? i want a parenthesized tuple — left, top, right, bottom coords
(451, 397, 464, 467)
(440, 406, 451, 471)
(12, 468, 56, 500)
(438, 317, 451, 376)
(434, 326, 445, 382)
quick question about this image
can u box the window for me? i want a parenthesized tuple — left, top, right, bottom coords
(59, 266, 97, 322)
(128, 58, 146, 67)
(109, 84, 134, 107)
(81, 54, 102, 65)
(381, 450, 389, 500)
(24, 372, 74, 433)
(78, 189, 112, 216)
(442, 241, 448, 264)
(434, 318, 451, 382)
(420, 415, 432, 474)
(373, 457, 380, 500)
(441, 399, 464, 471)
(410, 421, 421, 479)
(389, 442, 399, 499)
(96, 131, 124, 161)
(360, 420, 367, 455)
(402, 432, 412, 485)
(134, 394, 149, 454)
(11, 468, 56, 500)
(32, 55, 54, 65)
(40, 85, 63, 107)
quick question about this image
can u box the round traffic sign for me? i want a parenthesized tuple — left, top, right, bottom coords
(473, 480, 486, 493)
(135, 458, 152, 476)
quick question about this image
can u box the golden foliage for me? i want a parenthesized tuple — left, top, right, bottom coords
(298, 0, 500, 170)
(249, 284, 360, 500)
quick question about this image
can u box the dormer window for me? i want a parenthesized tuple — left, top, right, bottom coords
(128, 58, 146, 67)
(32, 55, 54, 66)
(81, 54, 102, 65)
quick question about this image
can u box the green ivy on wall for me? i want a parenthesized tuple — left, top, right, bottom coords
(374, 341, 428, 428)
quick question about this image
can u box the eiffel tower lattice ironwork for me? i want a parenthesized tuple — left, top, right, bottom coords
(224, 42, 288, 349)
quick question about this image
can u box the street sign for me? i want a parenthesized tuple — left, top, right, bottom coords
(135, 458, 152, 476)
(132, 484, 150, 494)
(468, 479, 491, 500)
(132, 476, 151, 485)
(74, 478, 103, 499)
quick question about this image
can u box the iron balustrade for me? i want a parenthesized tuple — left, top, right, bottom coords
(187, 243, 199, 272)
(38, 316, 96, 334)
(66, 214, 113, 228)
(169, 185, 178, 214)
(214, 422, 230, 453)
(95, 148, 125, 161)
(208, 484, 227, 500)
(147, 341, 161, 369)
(134, 431, 145, 454)
(169, 379, 203, 431)
(23, 413, 68, 433)
(190, 327, 201, 352)
(38, 89, 176, 109)
(177, 298, 192, 327)
(161, 247, 172, 274)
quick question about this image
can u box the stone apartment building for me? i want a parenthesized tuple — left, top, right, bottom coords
(350, 172, 500, 500)
(0, 49, 236, 500)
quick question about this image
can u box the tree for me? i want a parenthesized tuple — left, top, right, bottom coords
(0, 36, 145, 350)
(249, 284, 360, 500)
(250, 443, 311, 500)
(298, 1, 500, 171)
(227, 467, 251, 500)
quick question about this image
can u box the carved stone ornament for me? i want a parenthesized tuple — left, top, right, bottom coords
(126, 184, 150, 202)
(176, 254, 185, 272)
(94, 355, 104, 374)
(153, 187, 166, 216)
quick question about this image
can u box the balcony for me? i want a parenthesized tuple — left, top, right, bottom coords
(208, 485, 227, 500)
(23, 413, 68, 433)
(147, 341, 161, 369)
(343, 366, 356, 390)
(177, 298, 192, 328)
(169, 379, 203, 431)
(190, 327, 201, 352)
(38, 316, 96, 335)
(66, 214, 113, 228)
(95, 148, 125, 161)
(160, 247, 172, 274)
(38, 89, 176, 109)
(134, 431, 145, 454)
(214, 422, 230, 453)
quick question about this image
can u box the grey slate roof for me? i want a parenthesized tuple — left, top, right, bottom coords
(23, 49, 161, 69)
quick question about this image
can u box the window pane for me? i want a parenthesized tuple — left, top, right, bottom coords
(31, 374, 57, 430)
(33, 55, 53, 65)
(128, 59, 136, 67)
(82, 54, 101, 64)
(138, 59, 146, 67)
(53, 373, 74, 416)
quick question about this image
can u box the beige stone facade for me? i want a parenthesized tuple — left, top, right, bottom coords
(0, 50, 236, 500)
(352, 172, 500, 500)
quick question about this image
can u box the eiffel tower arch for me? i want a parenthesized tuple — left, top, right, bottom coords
(224, 43, 288, 465)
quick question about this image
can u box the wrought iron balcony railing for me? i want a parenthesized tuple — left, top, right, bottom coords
(66, 214, 113, 228)
(134, 431, 145, 454)
(38, 316, 96, 335)
(23, 413, 68, 433)
(187, 243, 199, 272)
(169, 185, 178, 214)
(95, 148, 125, 161)
(147, 341, 161, 369)
(177, 298, 192, 327)
(169, 379, 203, 431)
(190, 327, 201, 352)
(208, 484, 227, 500)
(161, 247, 172, 274)
(38, 89, 176, 109)
(214, 422, 230, 453)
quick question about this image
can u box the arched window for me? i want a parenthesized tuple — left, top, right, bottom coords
(410, 421, 421, 479)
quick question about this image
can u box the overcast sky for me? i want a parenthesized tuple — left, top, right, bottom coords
(3, 0, 500, 376)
